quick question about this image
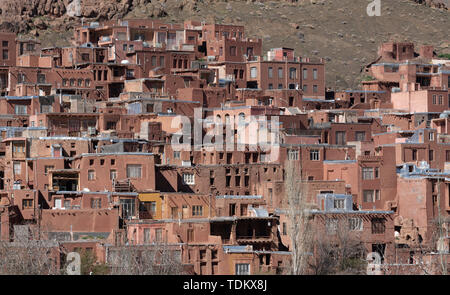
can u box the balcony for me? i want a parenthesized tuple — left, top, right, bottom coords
(113, 179, 135, 192)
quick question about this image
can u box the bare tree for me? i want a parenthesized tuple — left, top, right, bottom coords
(0, 224, 61, 275)
(284, 160, 313, 275)
(308, 217, 366, 275)
(108, 243, 186, 275)
(435, 178, 448, 275)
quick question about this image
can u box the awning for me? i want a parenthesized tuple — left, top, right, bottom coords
(138, 192, 160, 202)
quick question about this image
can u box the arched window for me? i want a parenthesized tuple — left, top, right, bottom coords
(238, 113, 245, 125)
(225, 114, 230, 126)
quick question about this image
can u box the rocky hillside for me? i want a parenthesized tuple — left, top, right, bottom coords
(1, 0, 448, 89)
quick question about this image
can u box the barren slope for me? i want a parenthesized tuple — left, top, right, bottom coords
(4, 0, 450, 89)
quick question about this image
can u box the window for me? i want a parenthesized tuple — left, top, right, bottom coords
(88, 170, 95, 181)
(333, 199, 345, 209)
(151, 56, 157, 66)
(70, 78, 75, 86)
(85, 79, 91, 87)
(14, 105, 27, 115)
(375, 167, 379, 178)
(2, 41, 8, 47)
(174, 151, 180, 159)
(362, 167, 374, 180)
(268, 67, 273, 78)
(326, 218, 338, 234)
(439, 95, 443, 105)
(282, 222, 287, 235)
(289, 67, 297, 79)
(278, 67, 283, 78)
(120, 198, 135, 218)
(375, 189, 380, 201)
(432, 95, 437, 104)
(110, 170, 117, 180)
(303, 85, 307, 93)
(336, 131, 346, 145)
(155, 228, 162, 242)
(62, 79, 68, 86)
(412, 149, 417, 161)
(37, 73, 46, 84)
(140, 201, 156, 217)
(429, 150, 434, 161)
(18, 73, 25, 83)
(310, 149, 320, 161)
(230, 46, 236, 56)
(144, 228, 150, 244)
(91, 198, 101, 209)
(250, 67, 257, 78)
(371, 218, 386, 234)
(288, 149, 299, 160)
(126, 69, 134, 78)
(81, 53, 90, 61)
(183, 173, 195, 185)
(77, 79, 83, 87)
(127, 164, 142, 179)
(235, 263, 250, 275)
(303, 68, 308, 79)
(355, 131, 366, 141)
(22, 199, 33, 209)
(268, 83, 273, 89)
(278, 84, 283, 89)
(123, 44, 127, 51)
(64, 199, 71, 209)
(349, 218, 363, 231)
(13, 162, 21, 175)
(313, 85, 318, 93)
(429, 132, 434, 141)
(192, 205, 203, 216)
(363, 190, 375, 202)
(313, 68, 318, 80)
(446, 150, 450, 162)
(2, 49, 8, 60)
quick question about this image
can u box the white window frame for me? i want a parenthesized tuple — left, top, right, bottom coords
(288, 149, 299, 160)
(349, 217, 363, 231)
(88, 169, 95, 181)
(235, 263, 250, 275)
(310, 149, 320, 161)
(250, 67, 257, 79)
(333, 199, 345, 209)
(183, 173, 195, 185)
